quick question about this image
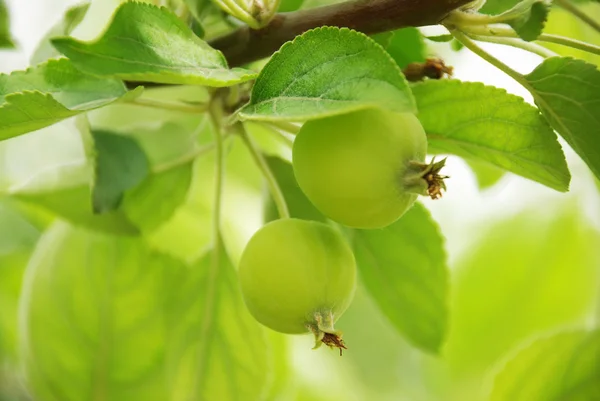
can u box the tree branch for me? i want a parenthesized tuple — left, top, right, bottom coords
(209, 0, 472, 67)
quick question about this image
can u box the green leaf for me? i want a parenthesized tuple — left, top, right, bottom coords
(168, 244, 270, 401)
(31, 2, 90, 64)
(239, 27, 416, 122)
(499, 0, 551, 41)
(380, 28, 426, 69)
(263, 156, 325, 223)
(443, 206, 599, 396)
(0, 0, 14, 48)
(91, 131, 150, 213)
(279, 0, 305, 12)
(0, 58, 132, 141)
(526, 57, 600, 181)
(412, 79, 571, 191)
(491, 330, 600, 401)
(20, 222, 181, 401)
(352, 203, 449, 353)
(52, 2, 256, 86)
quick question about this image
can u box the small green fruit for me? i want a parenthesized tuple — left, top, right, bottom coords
(293, 108, 444, 229)
(239, 218, 356, 352)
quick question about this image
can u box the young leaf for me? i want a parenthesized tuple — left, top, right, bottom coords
(525, 57, 600, 181)
(491, 330, 600, 401)
(412, 80, 571, 191)
(91, 131, 150, 213)
(51, 2, 256, 87)
(239, 27, 416, 122)
(0, 59, 132, 141)
(497, 0, 551, 41)
(20, 222, 184, 401)
(0, 0, 14, 48)
(168, 245, 270, 401)
(352, 203, 449, 353)
(263, 156, 325, 223)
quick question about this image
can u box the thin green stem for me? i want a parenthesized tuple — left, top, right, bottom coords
(555, 0, 600, 34)
(450, 29, 532, 89)
(237, 124, 290, 219)
(128, 97, 209, 114)
(192, 98, 226, 397)
(538, 33, 600, 56)
(460, 25, 600, 56)
(468, 34, 558, 58)
(444, 10, 506, 26)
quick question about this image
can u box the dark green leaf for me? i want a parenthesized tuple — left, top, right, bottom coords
(381, 28, 426, 69)
(239, 27, 416, 122)
(168, 244, 270, 400)
(0, 58, 133, 141)
(91, 131, 150, 213)
(263, 156, 325, 223)
(0, 0, 14, 48)
(526, 57, 600, 181)
(352, 203, 449, 353)
(498, 0, 550, 41)
(412, 79, 570, 191)
(491, 330, 600, 401)
(52, 2, 256, 86)
(31, 2, 89, 64)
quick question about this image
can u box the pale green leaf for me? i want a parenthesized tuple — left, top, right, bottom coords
(0, 201, 39, 361)
(20, 222, 183, 401)
(31, 2, 90, 64)
(4, 120, 193, 236)
(491, 330, 600, 401)
(0, 0, 14, 48)
(92, 130, 150, 213)
(412, 79, 571, 191)
(263, 156, 325, 223)
(352, 203, 449, 353)
(466, 159, 506, 189)
(443, 206, 600, 400)
(526, 57, 600, 181)
(239, 27, 416, 122)
(52, 2, 256, 86)
(168, 245, 270, 401)
(0, 58, 131, 141)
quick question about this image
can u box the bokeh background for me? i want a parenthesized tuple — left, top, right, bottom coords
(1, 1, 599, 400)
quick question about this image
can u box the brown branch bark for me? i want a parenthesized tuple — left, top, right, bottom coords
(209, 0, 472, 67)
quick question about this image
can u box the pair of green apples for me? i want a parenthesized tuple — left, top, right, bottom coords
(239, 108, 433, 352)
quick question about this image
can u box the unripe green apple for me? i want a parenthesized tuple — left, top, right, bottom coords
(293, 108, 445, 229)
(239, 218, 356, 352)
